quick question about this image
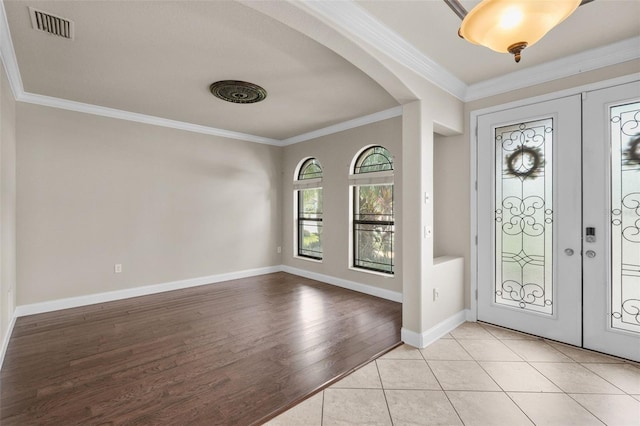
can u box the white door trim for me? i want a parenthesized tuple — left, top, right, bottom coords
(476, 96, 582, 345)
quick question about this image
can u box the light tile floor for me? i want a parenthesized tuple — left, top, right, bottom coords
(266, 322, 640, 426)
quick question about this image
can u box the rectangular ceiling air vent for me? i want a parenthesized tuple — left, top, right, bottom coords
(29, 7, 74, 40)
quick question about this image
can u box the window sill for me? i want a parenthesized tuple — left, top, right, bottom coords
(349, 266, 394, 278)
(294, 255, 323, 264)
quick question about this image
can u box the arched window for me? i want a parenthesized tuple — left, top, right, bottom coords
(294, 158, 323, 260)
(354, 145, 394, 174)
(351, 146, 394, 274)
(298, 158, 323, 180)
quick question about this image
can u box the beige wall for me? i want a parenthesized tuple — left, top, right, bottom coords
(433, 133, 469, 303)
(10, 56, 638, 327)
(282, 117, 402, 293)
(433, 134, 469, 275)
(0, 61, 17, 345)
(16, 104, 282, 305)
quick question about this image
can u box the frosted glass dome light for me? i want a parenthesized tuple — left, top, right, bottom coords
(459, 0, 582, 62)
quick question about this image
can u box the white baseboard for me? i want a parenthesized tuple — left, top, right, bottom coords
(13, 265, 404, 318)
(3, 264, 403, 368)
(14, 265, 281, 317)
(401, 309, 469, 348)
(465, 309, 476, 322)
(281, 265, 403, 303)
(0, 314, 17, 371)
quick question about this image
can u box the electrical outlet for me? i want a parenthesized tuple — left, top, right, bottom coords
(114, 264, 122, 273)
(424, 226, 433, 238)
(277, 246, 282, 254)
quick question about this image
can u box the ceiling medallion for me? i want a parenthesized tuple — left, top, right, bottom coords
(209, 80, 267, 104)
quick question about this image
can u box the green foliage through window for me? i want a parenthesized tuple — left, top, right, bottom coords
(354, 146, 393, 174)
(354, 184, 394, 273)
(298, 188, 323, 259)
(298, 158, 323, 180)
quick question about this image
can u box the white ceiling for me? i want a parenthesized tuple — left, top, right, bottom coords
(2, 0, 640, 142)
(358, 0, 640, 85)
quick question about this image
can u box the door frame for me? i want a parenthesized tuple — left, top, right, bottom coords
(582, 81, 640, 360)
(469, 74, 640, 322)
(476, 95, 583, 345)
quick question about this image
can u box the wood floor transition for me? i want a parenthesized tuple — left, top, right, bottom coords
(0, 272, 402, 425)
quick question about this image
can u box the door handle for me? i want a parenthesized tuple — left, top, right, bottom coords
(564, 248, 574, 256)
(586, 250, 596, 258)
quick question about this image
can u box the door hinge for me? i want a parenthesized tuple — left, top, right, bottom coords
(475, 289, 478, 300)
(475, 235, 478, 245)
(475, 180, 478, 191)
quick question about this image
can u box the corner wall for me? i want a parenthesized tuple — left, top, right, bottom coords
(0, 59, 16, 350)
(431, 134, 467, 322)
(16, 103, 283, 305)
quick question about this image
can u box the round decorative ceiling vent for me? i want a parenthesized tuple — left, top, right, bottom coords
(209, 80, 267, 104)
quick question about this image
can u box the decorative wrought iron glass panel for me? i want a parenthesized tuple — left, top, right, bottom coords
(354, 146, 393, 174)
(494, 118, 554, 314)
(610, 101, 640, 333)
(298, 158, 323, 180)
(298, 188, 323, 259)
(353, 184, 394, 273)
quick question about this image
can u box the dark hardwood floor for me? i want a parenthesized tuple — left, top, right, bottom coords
(0, 272, 402, 425)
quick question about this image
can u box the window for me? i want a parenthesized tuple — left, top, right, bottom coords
(351, 146, 394, 274)
(295, 158, 323, 260)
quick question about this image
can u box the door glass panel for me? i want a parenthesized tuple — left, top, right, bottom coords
(495, 118, 554, 314)
(610, 101, 640, 333)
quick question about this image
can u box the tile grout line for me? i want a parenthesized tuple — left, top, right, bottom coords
(418, 344, 466, 426)
(284, 323, 637, 425)
(474, 323, 593, 424)
(525, 354, 620, 425)
(579, 362, 634, 396)
(467, 332, 538, 425)
(320, 389, 325, 426)
(563, 392, 609, 425)
(375, 359, 395, 426)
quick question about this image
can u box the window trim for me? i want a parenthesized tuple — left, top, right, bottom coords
(352, 146, 394, 175)
(350, 146, 395, 275)
(351, 183, 395, 274)
(297, 187, 323, 261)
(297, 158, 323, 180)
(294, 157, 323, 261)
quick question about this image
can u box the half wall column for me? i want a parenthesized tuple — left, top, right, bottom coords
(401, 100, 434, 347)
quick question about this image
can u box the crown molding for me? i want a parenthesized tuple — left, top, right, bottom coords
(299, 1, 639, 104)
(0, 0, 23, 98)
(2, 0, 639, 147)
(298, 0, 468, 101)
(18, 92, 283, 146)
(0, 1, 282, 146)
(282, 106, 403, 146)
(0, 0, 395, 147)
(464, 36, 640, 102)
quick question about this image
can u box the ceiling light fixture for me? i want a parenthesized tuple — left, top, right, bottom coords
(445, 0, 591, 63)
(210, 80, 267, 104)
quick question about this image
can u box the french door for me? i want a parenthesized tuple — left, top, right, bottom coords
(477, 81, 640, 360)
